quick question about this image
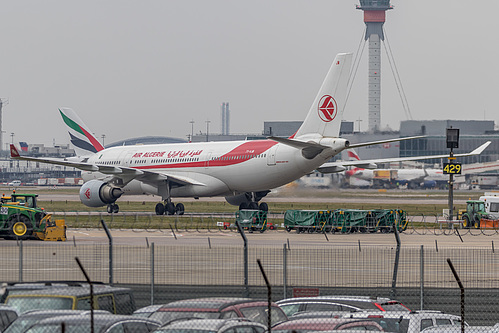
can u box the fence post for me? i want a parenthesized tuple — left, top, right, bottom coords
(18, 240, 23, 282)
(420, 245, 424, 310)
(100, 220, 113, 285)
(447, 259, 465, 333)
(235, 220, 249, 297)
(391, 224, 401, 298)
(283, 243, 287, 299)
(150, 242, 155, 305)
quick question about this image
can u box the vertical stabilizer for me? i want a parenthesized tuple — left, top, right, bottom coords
(293, 53, 352, 139)
(59, 107, 104, 156)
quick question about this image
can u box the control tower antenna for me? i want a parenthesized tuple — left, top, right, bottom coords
(356, 0, 393, 133)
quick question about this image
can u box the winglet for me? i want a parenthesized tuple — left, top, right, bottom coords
(469, 141, 491, 155)
(10, 144, 20, 158)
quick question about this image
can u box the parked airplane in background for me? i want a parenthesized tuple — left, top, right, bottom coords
(9, 53, 491, 214)
(345, 150, 499, 189)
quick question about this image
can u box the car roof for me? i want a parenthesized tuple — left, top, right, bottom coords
(158, 298, 259, 311)
(273, 317, 365, 329)
(343, 310, 460, 320)
(159, 318, 265, 330)
(134, 305, 165, 313)
(276, 296, 395, 304)
(19, 310, 110, 317)
(6, 285, 131, 298)
(35, 313, 159, 326)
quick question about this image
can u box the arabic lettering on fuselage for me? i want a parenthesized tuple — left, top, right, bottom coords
(131, 150, 203, 159)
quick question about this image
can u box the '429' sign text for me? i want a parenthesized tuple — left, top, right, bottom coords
(443, 163, 462, 175)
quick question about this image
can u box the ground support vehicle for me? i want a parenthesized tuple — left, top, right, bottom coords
(235, 209, 268, 233)
(284, 209, 407, 234)
(0, 192, 66, 241)
(331, 209, 407, 233)
(5, 285, 136, 314)
(284, 210, 331, 233)
(461, 200, 489, 229)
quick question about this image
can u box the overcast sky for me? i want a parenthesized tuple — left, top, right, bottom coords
(0, 0, 498, 147)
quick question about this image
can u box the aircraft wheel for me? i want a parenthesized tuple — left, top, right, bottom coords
(239, 202, 249, 210)
(155, 203, 165, 215)
(258, 202, 269, 211)
(113, 204, 119, 214)
(175, 203, 185, 215)
(165, 202, 176, 215)
(107, 205, 113, 214)
(248, 202, 259, 210)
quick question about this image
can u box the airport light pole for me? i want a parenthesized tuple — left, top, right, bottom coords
(446, 128, 460, 226)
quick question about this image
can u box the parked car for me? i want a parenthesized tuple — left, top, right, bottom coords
(276, 296, 410, 317)
(342, 310, 467, 333)
(146, 297, 288, 326)
(272, 317, 384, 332)
(0, 305, 19, 331)
(133, 304, 165, 318)
(153, 318, 267, 333)
(5, 285, 136, 314)
(421, 325, 493, 333)
(4, 309, 109, 333)
(22, 313, 160, 333)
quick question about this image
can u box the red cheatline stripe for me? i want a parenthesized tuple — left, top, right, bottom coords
(80, 127, 105, 151)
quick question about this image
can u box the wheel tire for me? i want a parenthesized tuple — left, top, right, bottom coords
(474, 217, 480, 229)
(248, 202, 259, 210)
(113, 204, 119, 214)
(175, 203, 185, 215)
(155, 203, 165, 215)
(107, 205, 113, 214)
(258, 202, 269, 211)
(165, 202, 176, 215)
(9, 216, 33, 240)
(462, 216, 470, 229)
(286, 227, 292, 232)
(239, 202, 249, 210)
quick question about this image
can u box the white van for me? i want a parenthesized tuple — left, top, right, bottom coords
(479, 195, 499, 219)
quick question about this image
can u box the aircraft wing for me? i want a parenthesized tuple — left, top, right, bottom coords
(9, 144, 205, 187)
(317, 141, 491, 173)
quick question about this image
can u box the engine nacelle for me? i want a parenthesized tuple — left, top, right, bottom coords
(79, 180, 124, 208)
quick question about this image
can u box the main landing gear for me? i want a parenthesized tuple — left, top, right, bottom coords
(155, 201, 185, 215)
(238, 201, 269, 211)
(107, 203, 119, 214)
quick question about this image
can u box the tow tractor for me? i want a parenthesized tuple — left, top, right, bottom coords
(0, 191, 66, 241)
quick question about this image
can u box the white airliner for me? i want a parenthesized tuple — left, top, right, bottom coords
(10, 53, 491, 214)
(345, 150, 499, 189)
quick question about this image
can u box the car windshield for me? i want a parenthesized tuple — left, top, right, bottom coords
(239, 306, 287, 326)
(150, 311, 220, 324)
(7, 297, 73, 314)
(4, 317, 40, 333)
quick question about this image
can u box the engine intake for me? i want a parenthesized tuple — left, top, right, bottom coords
(79, 180, 124, 208)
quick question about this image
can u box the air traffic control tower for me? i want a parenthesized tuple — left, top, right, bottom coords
(356, 0, 393, 132)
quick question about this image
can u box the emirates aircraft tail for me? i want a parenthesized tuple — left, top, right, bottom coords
(293, 53, 352, 139)
(59, 107, 105, 156)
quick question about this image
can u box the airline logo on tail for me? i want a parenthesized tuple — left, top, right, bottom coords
(59, 108, 104, 155)
(318, 95, 337, 122)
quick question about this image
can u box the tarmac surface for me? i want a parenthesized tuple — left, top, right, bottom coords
(64, 227, 497, 248)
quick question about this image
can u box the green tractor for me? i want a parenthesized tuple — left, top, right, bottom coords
(0, 192, 57, 240)
(462, 200, 488, 229)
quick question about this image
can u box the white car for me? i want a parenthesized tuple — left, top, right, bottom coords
(342, 310, 467, 333)
(8, 180, 21, 187)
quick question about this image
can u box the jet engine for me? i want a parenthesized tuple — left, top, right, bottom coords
(79, 180, 124, 208)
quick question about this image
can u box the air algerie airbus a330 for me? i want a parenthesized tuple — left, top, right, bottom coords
(10, 53, 490, 215)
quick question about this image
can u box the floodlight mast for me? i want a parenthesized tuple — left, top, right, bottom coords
(356, 0, 393, 133)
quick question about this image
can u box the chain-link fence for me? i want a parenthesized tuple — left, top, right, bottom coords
(0, 237, 498, 331)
